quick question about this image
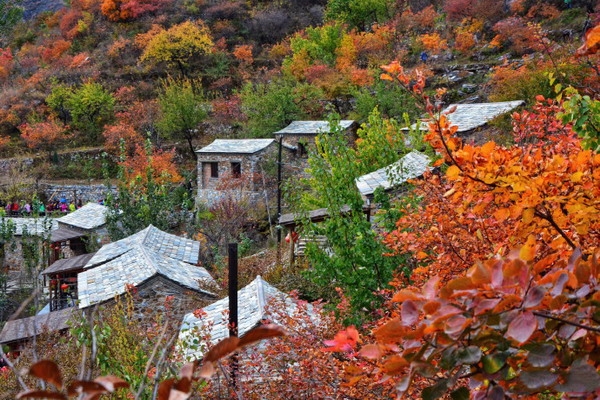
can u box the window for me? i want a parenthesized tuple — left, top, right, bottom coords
(231, 162, 241, 178)
(210, 162, 218, 178)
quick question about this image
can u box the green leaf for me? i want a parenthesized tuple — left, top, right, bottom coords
(450, 387, 469, 400)
(422, 379, 449, 400)
(482, 352, 508, 374)
(456, 346, 482, 365)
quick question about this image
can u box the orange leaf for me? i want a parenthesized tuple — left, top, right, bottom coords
(576, 24, 600, 56)
(203, 336, 240, 363)
(446, 165, 460, 179)
(519, 235, 536, 262)
(29, 360, 63, 390)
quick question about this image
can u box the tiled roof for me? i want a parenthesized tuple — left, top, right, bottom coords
(42, 252, 96, 276)
(50, 227, 86, 243)
(274, 120, 355, 135)
(177, 276, 289, 360)
(196, 139, 275, 154)
(77, 245, 215, 308)
(410, 100, 524, 132)
(6, 217, 58, 236)
(57, 202, 108, 230)
(84, 225, 200, 269)
(0, 308, 76, 344)
(356, 151, 431, 197)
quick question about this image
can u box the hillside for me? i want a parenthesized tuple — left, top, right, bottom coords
(0, 0, 596, 174)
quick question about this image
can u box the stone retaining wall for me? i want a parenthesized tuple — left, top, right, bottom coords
(38, 183, 116, 204)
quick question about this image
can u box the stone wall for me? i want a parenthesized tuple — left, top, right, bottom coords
(38, 183, 116, 204)
(196, 146, 277, 206)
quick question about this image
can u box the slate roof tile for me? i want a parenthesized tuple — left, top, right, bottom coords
(356, 150, 431, 197)
(196, 139, 275, 154)
(57, 203, 108, 230)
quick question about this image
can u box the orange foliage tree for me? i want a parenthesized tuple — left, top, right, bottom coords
(19, 118, 71, 158)
(324, 61, 600, 398)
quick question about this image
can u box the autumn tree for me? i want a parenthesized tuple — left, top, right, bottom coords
(157, 77, 208, 160)
(19, 118, 71, 159)
(324, 60, 600, 398)
(101, 0, 171, 22)
(105, 140, 188, 240)
(139, 20, 213, 77)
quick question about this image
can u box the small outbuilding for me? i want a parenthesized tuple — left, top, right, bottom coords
(274, 120, 357, 157)
(0, 308, 76, 351)
(196, 139, 276, 205)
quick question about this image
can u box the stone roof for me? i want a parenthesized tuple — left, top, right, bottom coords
(356, 151, 431, 197)
(274, 120, 355, 136)
(50, 227, 86, 243)
(42, 252, 96, 276)
(177, 276, 289, 360)
(57, 202, 108, 230)
(77, 245, 215, 308)
(84, 225, 200, 269)
(410, 100, 524, 132)
(5, 217, 58, 236)
(196, 139, 275, 154)
(0, 308, 76, 345)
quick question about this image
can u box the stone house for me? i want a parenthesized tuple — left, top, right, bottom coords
(196, 139, 277, 205)
(408, 100, 524, 141)
(55, 202, 109, 241)
(274, 120, 357, 157)
(0, 225, 214, 349)
(177, 275, 297, 361)
(77, 224, 217, 321)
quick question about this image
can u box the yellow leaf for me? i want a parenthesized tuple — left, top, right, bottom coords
(570, 171, 583, 183)
(446, 165, 461, 179)
(522, 208, 535, 224)
(519, 235, 536, 262)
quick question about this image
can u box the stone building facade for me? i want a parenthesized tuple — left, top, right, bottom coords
(274, 120, 357, 157)
(196, 139, 277, 206)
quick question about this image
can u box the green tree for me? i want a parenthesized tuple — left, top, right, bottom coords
(67, 81, 115, 143)
(156, 77, 208, 160)
(139, 20, 213, 77)
(324, 0, 395, 30)
(0, 0, 23, 41)
(296, 115, 411, 322)
(239, 79, 324, 137)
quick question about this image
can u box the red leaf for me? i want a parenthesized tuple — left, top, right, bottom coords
(506, 311, 537, 344)
(67, 381, 107, 396)
(401, 300, 419, 326)
(359, 344, 382, 360)
(157, 378, 176, 400)
(238, 324, 286, 348)
(522, 286, 545, 308)
(29, 360, 63, 390)
(16, 390, 67, 399)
